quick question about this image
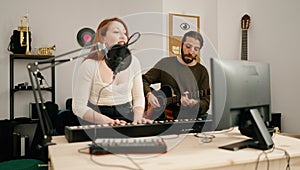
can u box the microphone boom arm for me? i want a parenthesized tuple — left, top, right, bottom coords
(26, 42, 105, 147)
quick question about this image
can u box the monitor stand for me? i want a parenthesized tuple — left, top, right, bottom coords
(219, 139, 259, 151)
(219, 108, 274, 151)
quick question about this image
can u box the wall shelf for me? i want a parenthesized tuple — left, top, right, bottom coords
(9, 54, 55, 120)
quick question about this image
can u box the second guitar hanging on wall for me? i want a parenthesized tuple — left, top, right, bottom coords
(240, 14, 251, 60)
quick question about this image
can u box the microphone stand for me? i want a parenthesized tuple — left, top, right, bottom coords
(26, 42, 106, 148)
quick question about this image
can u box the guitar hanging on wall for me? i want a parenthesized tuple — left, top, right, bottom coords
(241, 14, 251, 60)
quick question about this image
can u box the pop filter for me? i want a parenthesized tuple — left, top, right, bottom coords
(105, 32, 140, 75)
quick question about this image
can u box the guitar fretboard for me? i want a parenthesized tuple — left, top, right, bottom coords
(166, 89, 211, 105)
(241, 29, 248, 60)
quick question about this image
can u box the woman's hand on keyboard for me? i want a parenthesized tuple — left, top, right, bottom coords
(109, 119, 127, 125)
(133, 117, 153, 124)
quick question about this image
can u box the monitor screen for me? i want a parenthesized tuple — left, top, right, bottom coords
(210, 58, 274, 150)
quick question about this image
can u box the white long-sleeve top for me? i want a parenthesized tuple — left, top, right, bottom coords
(72, 56, 145, 119)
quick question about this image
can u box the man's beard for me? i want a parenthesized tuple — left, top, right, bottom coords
(181, 47, 196, 64)
(182, 53, 196, 64)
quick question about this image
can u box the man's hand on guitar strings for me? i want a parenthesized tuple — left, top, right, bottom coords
(181, 91, 198, 107)
(147, 92, 161, 108)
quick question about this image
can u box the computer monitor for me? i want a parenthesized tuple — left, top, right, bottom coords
(210, 58, 274, 150)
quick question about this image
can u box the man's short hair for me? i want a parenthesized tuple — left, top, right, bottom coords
(181, 31, 204, 49)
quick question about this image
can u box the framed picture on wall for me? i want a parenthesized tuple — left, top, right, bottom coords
(169, 13, 200, 58)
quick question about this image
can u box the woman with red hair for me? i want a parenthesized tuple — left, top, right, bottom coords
(72, 17, 151, 125)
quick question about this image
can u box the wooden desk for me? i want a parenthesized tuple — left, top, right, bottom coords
(48, 129, 300, 170)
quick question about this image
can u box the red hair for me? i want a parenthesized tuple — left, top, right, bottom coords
(86, 17, 129, 60)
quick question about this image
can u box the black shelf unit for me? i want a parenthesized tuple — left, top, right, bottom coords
(9, 54, 55, 120)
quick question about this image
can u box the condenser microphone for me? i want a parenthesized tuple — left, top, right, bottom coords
(105, 32, 141, 75)
(105, 44, 132, 75)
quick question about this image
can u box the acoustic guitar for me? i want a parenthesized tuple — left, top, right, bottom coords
(241, 14, 251, 60)
(144, 86, 179, 120)
(144, 86, 210, 120)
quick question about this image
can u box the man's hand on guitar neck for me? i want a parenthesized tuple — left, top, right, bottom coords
(147, 92, 161, 108)
(181, 91, 199, 107)
(147, 90, 198, 108)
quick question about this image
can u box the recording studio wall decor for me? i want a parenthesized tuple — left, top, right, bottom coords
(76, 27, 95, 47)
(168, 13, 200, 60)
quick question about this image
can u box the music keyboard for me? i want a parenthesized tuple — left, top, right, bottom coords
(90, 137, 167, 154)
(64, 118, 212, 143)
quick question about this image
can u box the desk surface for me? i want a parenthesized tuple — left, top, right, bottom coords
(49, 128, 300, 170)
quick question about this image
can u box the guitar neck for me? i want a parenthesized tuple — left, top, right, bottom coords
(166, 96, 180, 105)
(165, 89, 211, 105)
(241, 29, 248, 60)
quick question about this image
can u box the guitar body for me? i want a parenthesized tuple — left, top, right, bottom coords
(144, 86, 179, 120)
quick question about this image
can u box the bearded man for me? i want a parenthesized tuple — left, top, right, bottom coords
(142, 31, 211, 120)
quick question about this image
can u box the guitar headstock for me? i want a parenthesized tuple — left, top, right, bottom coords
(241, 14, 251, 30)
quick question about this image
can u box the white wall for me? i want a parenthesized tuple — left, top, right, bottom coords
(217, 0, 247, 59)
(1, 0, 299, 134)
